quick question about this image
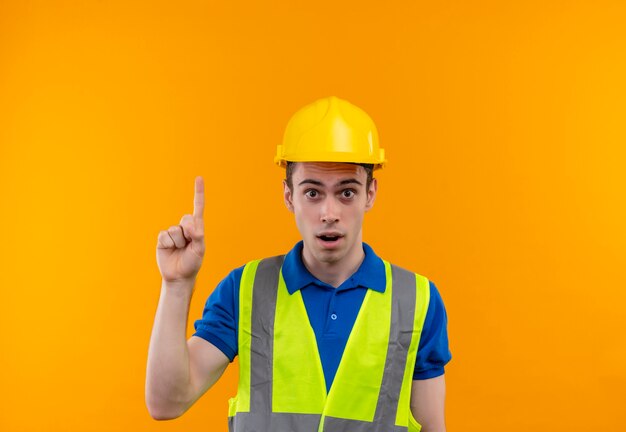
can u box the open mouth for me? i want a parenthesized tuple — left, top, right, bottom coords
(316, 233, 344, 248)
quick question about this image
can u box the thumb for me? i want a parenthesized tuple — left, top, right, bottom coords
(188, 223, 206, 258)
(189, 221, 204, 242)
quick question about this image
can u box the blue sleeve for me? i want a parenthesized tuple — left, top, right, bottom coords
(192, 265, 245, 362)
(413, 280, 452, 380)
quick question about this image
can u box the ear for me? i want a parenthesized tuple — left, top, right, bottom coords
(283, 180, 294, 212)
(365, 177, 377, 212)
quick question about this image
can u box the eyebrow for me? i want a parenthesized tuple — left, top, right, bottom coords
(298, 178, 363, 187)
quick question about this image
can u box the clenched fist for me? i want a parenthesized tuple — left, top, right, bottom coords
(156, 176, 206, 285)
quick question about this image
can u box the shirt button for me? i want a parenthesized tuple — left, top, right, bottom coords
(330, 313, 338, 320)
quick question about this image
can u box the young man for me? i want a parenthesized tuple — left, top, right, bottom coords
(146, 96, 451, 432)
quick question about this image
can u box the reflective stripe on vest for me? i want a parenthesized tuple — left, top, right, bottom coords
(228, 255, 430, 432)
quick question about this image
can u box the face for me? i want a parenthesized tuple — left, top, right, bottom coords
(283, 162, 377, 266)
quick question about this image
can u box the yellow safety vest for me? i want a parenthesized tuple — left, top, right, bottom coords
(228, 255, 430, 432)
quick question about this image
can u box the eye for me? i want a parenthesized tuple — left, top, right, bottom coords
(341, 189, 356, 199)
(305, 189, 319, 199)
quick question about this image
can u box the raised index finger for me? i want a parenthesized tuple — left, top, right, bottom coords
(193, 176, 204, 220)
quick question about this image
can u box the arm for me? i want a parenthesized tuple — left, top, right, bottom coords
(411, 375, 446, 432)
(145, 279, 230, 420)
(146, 176, 229, 419)
(411, 280, 451, 431)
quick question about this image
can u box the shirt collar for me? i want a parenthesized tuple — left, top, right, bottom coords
(281, 240, 386, 294)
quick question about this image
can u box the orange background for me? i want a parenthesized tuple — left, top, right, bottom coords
(1, 1, 625, 431)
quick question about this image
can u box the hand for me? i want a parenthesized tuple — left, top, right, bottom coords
(156, 176, 206, 286)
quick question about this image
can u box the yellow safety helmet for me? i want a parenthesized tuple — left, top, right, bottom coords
(275, 96, 386, 169)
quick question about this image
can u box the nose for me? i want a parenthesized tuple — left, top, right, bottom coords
(320, 197, 340, 224)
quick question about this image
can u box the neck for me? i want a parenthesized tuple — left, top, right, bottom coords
(301, 239, 365, 288)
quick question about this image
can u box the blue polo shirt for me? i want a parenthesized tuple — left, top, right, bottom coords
(193, 241, 451, 393)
